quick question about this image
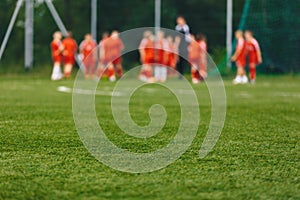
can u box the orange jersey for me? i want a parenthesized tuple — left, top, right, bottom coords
(62, 37, 77, 64)
(166, 43, 177, 68)
(80, 40, 97, 59)
(80, 40, 97, 67)
(155, 40, 167, 65)
(199, 40, 207, 71)
(50, 40, 63, 63)
(235, 38, 247, 67)
(188, 40, 201, 62)
(102, 37, 124, 63)
(139, 38, 155, 64)
(246, 38, 261, 64)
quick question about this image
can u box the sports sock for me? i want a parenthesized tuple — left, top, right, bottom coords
(250, 67, 256, 80)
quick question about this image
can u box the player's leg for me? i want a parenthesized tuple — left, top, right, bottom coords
(96, 61, 105, 79)
(249, 63, 256, 84)
(240, 66, 248, 84)
(144, 64, 154, 83)
(160, 66, 167, 82)
(84, 64, 90, 79)
(107, 63, 116, 82)
(64, 63, 72, 78)
(63, 56, 74, 78)
(233, 60, 247, 84)
(154, 65, 161, 82)
(114, 57, 123, 78)
(51, 61, 63, 81)
(176, 57, 184, 79)
(191, 63, 199, 84)
(139, 65, 147, 82)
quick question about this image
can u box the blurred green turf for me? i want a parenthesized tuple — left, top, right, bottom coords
(0, 74, 299, 199)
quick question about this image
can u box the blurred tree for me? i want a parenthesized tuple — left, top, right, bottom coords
(0, 0, 245, 69)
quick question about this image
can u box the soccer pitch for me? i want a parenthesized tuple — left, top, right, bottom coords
(0, 75, 299, 199)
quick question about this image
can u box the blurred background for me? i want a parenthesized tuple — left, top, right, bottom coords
(0, 0, 299, 75)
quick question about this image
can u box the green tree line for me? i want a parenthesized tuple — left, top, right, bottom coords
(0, 0, 245, 70)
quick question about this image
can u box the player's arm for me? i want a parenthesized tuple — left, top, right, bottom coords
(139, 48, 145, 63)
(231, 41, 242, 61)
(74, 40, 78, 54)
(254, 40, 262, 64)
(120, 40, 124, 51)
(100, 43, 105, 61)
(139, 39, 146, 63)
(53, 44, 63, 56)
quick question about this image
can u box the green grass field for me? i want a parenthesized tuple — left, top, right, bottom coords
(0, 73, 299, 199)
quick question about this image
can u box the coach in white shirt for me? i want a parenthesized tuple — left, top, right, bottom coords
(175, 16, 191, 79)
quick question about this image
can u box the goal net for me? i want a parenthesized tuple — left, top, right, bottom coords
(240, 0, 300, 73)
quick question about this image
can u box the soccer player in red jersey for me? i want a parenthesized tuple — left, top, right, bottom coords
(100, 30, 124, 82)
(139, 31, 155, 83)
(96, 32, 109, 79)
(79, 33, 97, 79)
(154, 30, 168, 82)
(165, 35, 178, 77)
(197, 33, 208, 80)
(231, 30, 248, 84)
(62, 31, 78, 78)
(50, 31, 64, 81)
(245, 30, 262, 84)
(188, 34, 202, 84)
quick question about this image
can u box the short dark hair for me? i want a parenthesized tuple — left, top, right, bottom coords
(245, 30, 253, 36)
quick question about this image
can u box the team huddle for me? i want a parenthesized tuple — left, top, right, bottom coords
(50, 31, 124, 81)
(50, 16, 261, 84)
(231, 30, 262, 84)
(50, 31, 207, 83)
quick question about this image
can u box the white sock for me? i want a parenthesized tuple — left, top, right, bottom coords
(154, 66, 161, 81)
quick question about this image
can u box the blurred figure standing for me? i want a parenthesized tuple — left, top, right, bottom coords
(97, 32, 109, 78)
(165, 35, 178, 77)
(245, 30, 262, 84)
(50, 31, 64, 81)
(175, 15, 190, 79)
(154, 30, 168, 82)
(231, 30, 247, 84)
(188, 34, 201, 84)
(197, 33, 208, 80)
(100, 30, 124, 82)
(62, 31, 77, 78)
(79, 33, 97, 79)
(139, 31, 155, 83)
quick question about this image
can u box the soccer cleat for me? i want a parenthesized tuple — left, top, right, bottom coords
(109, 75, 116, 82)
(192, 78, 199, 84)
(233, 76, 241, 85)
(241, 75, 249, 84)
(139, 75, 148, 82)
(250, 79, 256, 84)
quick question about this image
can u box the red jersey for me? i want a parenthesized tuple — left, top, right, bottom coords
(62, 37, 77, 65)
(235, 38, 247, 67)
(102, 37, 124, 64)
(50, 40, 63, 63)
(199, 40, 207, 71)
(188, 40, 201, 64)
(139, 38, 155, 64)
(80, 40, 97, 59)
(166, 43, 177, 68)
(80, 39, 97, 66)
(246, 38, 261, 64)
(154, 39, 167, 65)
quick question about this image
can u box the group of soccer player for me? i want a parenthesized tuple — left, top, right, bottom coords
(231, 30, 262, 84)
(138, 30, 179, 83)
(50, 30, 124, 81)
(50, 31, 77, 80)
(138, 30, 207, 84)
(50, 15, 261, 84)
